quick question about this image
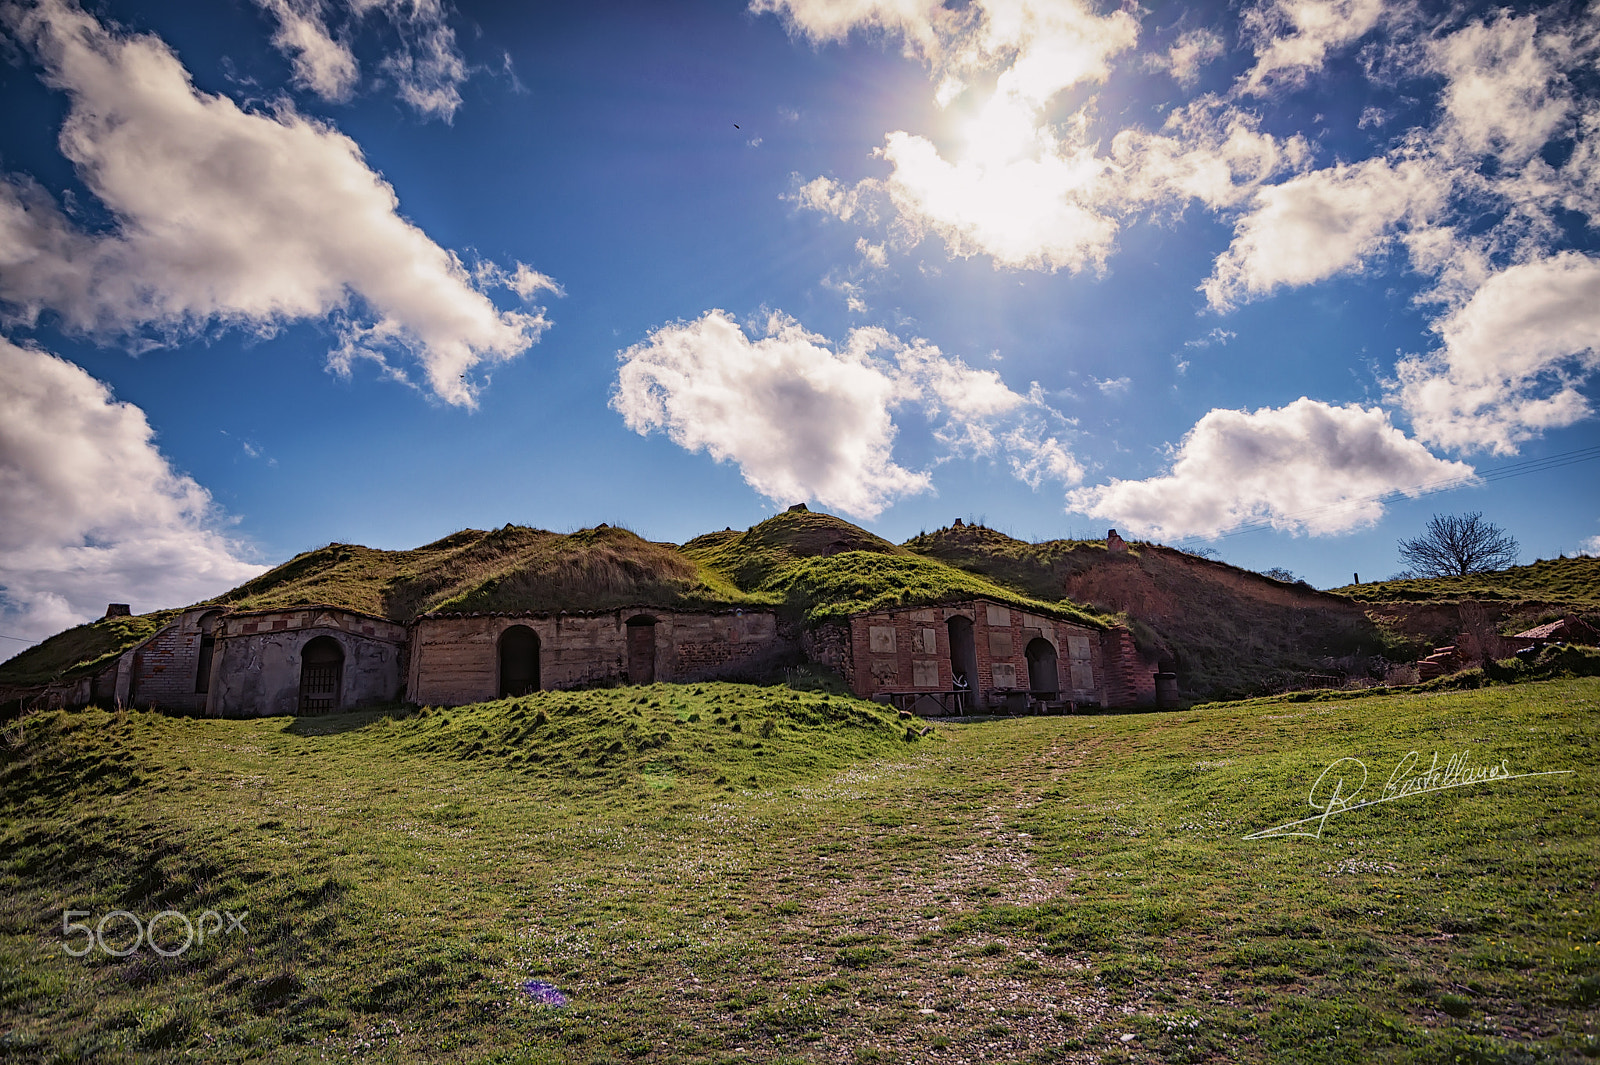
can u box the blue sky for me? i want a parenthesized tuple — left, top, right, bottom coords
(2, 0, 1598, 646)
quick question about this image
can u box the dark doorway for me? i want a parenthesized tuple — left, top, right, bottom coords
(298, 636, 344, 714)
(626, 616, 658, 684)
(947, 615, 977, 711)
(194, 611, 222, 694)
(1026, 638, 1059, 696)
(499, 625, 540, 697)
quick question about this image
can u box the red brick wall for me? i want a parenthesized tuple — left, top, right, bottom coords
(839, 600, 1111, 708)
(128, 607, 225, 711)
(1102, 625, 1158, 708)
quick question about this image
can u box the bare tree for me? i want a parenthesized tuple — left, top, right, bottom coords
(1397, 512, 1519, 577)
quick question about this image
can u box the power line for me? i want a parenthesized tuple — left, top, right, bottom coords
(0, 633, 37, 643)
(1168, 443, 1600, 548)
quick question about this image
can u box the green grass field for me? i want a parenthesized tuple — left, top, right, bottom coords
(2, 680, 1595, 1063)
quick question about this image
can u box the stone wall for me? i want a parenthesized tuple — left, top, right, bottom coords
(800, 621, 855, 689)
(840, 599, 1109, 712)
(408, 608, 792, 707)
(207, 607, 407, 717)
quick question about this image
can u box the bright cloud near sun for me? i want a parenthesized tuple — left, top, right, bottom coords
(1066, 399, 1476, 540)
(766, 0, 1600, 509)
(0, 338, 264, 642)
(612, 310, 1080, 519)
(0, 0, 551, 407)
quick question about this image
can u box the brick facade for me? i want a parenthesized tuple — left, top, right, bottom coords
(51, 595, 1159, 718)
(841, 599, 1111, 711)
(833, 598, 1160, 712)
(127, 607, 226, 711)
(1101, 625, 1159, 708)
(407, 608, 794, 707)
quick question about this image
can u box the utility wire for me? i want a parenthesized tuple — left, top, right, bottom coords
(1168, 443, 1600, 548)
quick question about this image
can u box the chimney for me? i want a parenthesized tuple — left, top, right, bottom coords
(104, 603, 131, 618)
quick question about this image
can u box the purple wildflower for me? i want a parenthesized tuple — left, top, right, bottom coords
(520, 979, 568, 1007)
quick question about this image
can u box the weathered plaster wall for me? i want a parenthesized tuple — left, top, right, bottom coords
(207, 608, 407, 717)
(408, 609, 791, 707)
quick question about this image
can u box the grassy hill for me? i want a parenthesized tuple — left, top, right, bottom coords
(1329, 554, 1600, 608)
(905, 523, 1403, 699)
(218, 523, 750, 619)
(1, 679, 1594, 1062)
(0, 610, 181, 689)
(685, 509, 1105, 626)
(681, 506, 904, 590)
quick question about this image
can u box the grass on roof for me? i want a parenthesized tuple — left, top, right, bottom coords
(682, 508, 903, 591)
(219, 524, 757, 620)
(759, 550, 1108, 627)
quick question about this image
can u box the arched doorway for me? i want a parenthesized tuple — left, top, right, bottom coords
(1026, 637, 1059, 696)
(499, 625, 540, 697)
(298, 636, 344, 714)
(947, 616, 977, 711)
(626, 616, 657, 684)
(194, 610, 222, 695)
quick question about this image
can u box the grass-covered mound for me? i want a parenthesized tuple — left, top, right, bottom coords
(0, 680, 1593, 1062)
(761, 550, 1106, 627)
(682, 507, 904, 591)
(0, 609, 180, 687)
(222, 524, 752, 620)
(1330, 554, 1600, 607)
(394, 682, 916, 793)
(902, 521, 1106, 600)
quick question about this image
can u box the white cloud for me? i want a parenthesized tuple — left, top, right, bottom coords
(257, 0, 469, 120)
(880, 124, 1120, 272)
(1202, 155, 1449, 309)
(1579, 534, 1600, 558)
(855, 237, 889, 269)
(258, 0, 359, 101)
(612, 310, 1079, 518)
(1163, 29, 1225, 87)
(1238, 0, 1390, 95)
(1066, 398, 1474, 539)
(1428, 13, 1572, 166)
(0, 339, 265, 645)
(790, 174, 882, 224)
(362, 0, 468, 122)
(612, 311, 929, 518)
(0, 0, 552, 408)
(1394, 252, 1600, 453)
(1093, 375, 1130, 395)
(750, 0, 951, 59)
(1112, 98, 1314, 212)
